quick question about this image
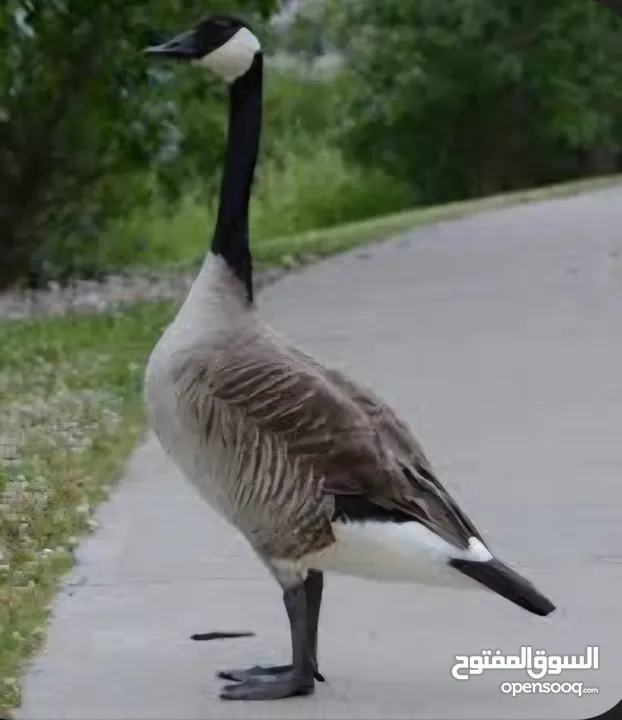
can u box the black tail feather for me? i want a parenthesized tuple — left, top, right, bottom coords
(450, 557, 555, 617)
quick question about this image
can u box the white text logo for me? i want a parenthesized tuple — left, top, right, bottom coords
(451, 645, 599, 681)
(500, 681, 599, 697)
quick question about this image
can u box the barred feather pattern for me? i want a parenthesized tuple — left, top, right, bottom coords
(145, 255, 483, 567)
(276, 342, 482, 544)
(160, 324, 481, 563)
(168, 332, 338, 561)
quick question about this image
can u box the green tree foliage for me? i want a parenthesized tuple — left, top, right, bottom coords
(0, 0, 277, 286)
(271, 0, 330, 62)
(326, 0, 622, 203)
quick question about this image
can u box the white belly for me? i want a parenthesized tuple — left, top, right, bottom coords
(145, 346, 235, 520)
(307, 520, 492, 589)
(143, 251, 260, 523)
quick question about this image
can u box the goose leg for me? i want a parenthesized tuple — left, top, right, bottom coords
(305, 569, 324, 680)
(219, 579, 317, 700)
(218, 570, 325, 684)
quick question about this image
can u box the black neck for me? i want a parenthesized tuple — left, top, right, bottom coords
(211, 53, 263, 305)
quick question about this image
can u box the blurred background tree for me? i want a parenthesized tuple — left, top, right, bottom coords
(1, 0, 621, 288)
(0, 0, 276, 286)
(325, 0, 622, 203)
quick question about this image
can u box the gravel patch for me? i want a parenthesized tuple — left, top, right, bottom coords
(0, 267, 292, 321)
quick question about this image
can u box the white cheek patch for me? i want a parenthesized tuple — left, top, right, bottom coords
(194, 27, 261, 83)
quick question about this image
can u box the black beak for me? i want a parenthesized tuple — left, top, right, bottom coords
(143, 29, 199, 60)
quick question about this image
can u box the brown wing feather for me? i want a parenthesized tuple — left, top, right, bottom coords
(318, 361, 484, 546)
(285, 344, 483, 549)
(203, 333, 481, 550)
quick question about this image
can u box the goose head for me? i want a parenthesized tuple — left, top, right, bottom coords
(144, 14, 261, 83)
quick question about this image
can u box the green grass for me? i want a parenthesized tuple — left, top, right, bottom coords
(251, 172, 622, 269)
(99, 145, 414, 269)
(102, 154, 620, 273)
(0, 303, 174, 710)
(0, 169, 620, 713)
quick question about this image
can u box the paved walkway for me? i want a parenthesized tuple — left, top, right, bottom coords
(18, 188, 622, 719)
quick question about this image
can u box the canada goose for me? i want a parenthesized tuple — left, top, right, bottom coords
(143, 14, 556, 702)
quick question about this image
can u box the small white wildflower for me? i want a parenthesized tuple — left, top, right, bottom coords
(86, 518, 98, 531)
(67, 536, 79, 548)
(33, 475, 48, 490)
